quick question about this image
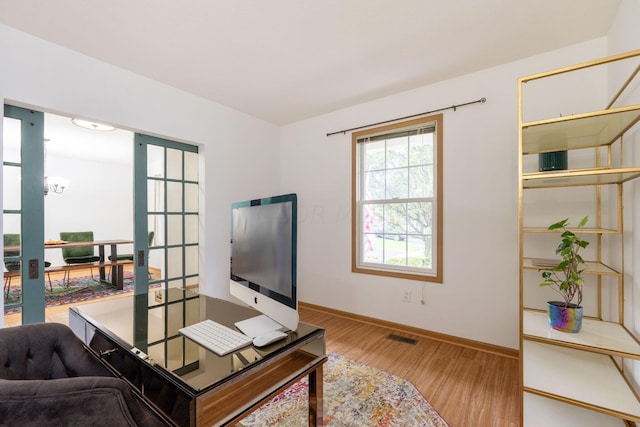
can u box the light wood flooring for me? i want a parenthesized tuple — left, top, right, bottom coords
(3, 266, 157, 326)
(299, 305, 520, 427)
(4, 271, 520, 426)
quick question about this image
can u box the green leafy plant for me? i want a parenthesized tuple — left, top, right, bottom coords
(539, 216, 589, 308)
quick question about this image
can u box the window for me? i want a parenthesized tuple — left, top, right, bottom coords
(352, 114, 442, 282)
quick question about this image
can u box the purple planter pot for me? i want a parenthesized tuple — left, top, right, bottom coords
(547, 301, 583, 333)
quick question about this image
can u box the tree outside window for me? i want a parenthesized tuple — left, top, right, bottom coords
(352, 114, 442, 282)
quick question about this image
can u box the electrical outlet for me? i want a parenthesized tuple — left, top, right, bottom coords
(402, 289, 411, 303)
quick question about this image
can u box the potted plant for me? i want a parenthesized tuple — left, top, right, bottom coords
(539, 216, 589, 333)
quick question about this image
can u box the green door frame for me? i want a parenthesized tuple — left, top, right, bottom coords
(133, 133, 199, 351)
(3, 105, 46, 323)
(133, 133, 199, 295)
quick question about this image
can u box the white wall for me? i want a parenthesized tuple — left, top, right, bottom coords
(0, 24, 282, 324)
(608, 0, 640, 57)
(280, 38, 610, 349)
(607, 0, 640, 396)
(44, 152, 134, 265)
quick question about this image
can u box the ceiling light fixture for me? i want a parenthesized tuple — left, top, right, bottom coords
(71, 118, 116, 131)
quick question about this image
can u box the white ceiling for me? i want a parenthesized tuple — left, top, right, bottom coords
(44, 113, 133, 164)
(4, 110, 132, 163)
(0, 0, 622, 125)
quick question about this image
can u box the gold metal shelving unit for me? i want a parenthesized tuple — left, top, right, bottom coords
(519, 49, 640, 426)
(522, 105, 640, 154)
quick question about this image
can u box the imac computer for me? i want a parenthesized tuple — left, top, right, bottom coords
(229, 193, 299, 336)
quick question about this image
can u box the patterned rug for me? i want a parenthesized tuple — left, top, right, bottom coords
(240, 352, 449, 427)
(4, 274, 136, 314)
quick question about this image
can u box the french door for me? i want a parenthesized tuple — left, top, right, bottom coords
(134, 133, 199, 296)
(2, 106, 47, 323)
(133, 133, 199, 352)
(3, 105, 199, 325)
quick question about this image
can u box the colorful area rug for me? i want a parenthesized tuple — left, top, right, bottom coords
(4, 274, 136, 314)
(240, 352, 449, 427)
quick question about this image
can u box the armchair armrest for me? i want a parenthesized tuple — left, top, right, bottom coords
(0, 377, 169, 426)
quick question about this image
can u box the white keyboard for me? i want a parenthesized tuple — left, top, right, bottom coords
(178, 319, 253, 356)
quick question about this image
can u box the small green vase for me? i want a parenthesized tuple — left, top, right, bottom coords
(539, 151, 568, 171)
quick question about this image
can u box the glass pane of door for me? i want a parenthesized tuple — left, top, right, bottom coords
(3, 211, 23, 318)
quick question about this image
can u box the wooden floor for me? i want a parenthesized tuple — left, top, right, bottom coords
(3, 280, 136, 327)
(299, 305, 520, 427)
(3, 266, 157, 326)
(4, 274, 520, 426)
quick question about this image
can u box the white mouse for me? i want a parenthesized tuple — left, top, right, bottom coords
(252, 330, 287, 347)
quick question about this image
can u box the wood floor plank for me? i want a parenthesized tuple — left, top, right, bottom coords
(299, 305, 520, 427)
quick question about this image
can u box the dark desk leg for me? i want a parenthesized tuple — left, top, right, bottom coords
(98, 245, 106, 282)
(308, 364, 323, 426)
(110, 244, 124, 290)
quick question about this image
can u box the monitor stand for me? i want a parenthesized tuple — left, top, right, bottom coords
(235, 314, 285, 338)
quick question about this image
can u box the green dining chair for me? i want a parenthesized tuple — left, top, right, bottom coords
(108, 231, 155, 279)
(59, 231, 101, 286)
(108, 231, 155, 261)
(4, 233, 52, 297)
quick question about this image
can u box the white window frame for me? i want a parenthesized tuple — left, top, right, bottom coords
(351, 114, 443, 282)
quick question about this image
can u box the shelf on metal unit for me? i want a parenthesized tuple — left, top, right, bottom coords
(522, 105, 640, 155)
(523, 310, 640, 358)
(522, 226, 620, 234)
(523, 340, 640, 422)
(523, 258, 621, 276)
(522, 167, 640, 189)
(524, 392, 629, 427)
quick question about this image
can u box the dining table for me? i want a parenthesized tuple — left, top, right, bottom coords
(43, 239, 134, 289)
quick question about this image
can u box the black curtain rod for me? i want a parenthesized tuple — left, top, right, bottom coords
(326, 97, 486, 137)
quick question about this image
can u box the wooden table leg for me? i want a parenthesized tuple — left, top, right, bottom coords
(98, 245, 106, 282)
(308, 364, 323, 426)
(109, 244, 124, 290)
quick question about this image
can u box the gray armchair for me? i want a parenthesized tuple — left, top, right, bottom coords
(0, 322, 170, 426)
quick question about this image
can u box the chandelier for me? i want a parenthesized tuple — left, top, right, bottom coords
(44, 176, 69, 196)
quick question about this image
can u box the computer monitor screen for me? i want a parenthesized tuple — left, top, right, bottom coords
(230, 193, 298, 333)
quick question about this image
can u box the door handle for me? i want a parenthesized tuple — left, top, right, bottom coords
(137, 250, 145, 267)
(28, 259, 39, 279)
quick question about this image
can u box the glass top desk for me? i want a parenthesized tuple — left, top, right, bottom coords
(69, 289, 326, 426)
